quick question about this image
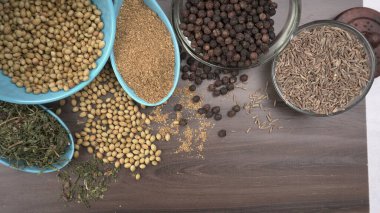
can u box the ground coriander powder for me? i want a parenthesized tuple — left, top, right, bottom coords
(114, 0, 174, 103)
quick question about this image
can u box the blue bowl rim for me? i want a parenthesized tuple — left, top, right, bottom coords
(0, 105, 75, 173)
(0, 0, 116, 105)
(110, 0, 181, 107)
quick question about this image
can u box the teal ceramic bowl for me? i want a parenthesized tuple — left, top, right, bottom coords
(110, 0, 180, 106)
(0, 105, 74, 173)
(0, 0, 116, 105)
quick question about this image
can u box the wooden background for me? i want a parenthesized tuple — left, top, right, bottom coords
(0, 0, 369, 212)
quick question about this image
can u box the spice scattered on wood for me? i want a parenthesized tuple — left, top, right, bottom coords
(150, 87, 213, 157)
(0, 0, 104, 93)
(58, 158, 119, 207)
(61, 64, 163, 178)
(114, 0, 174, 103)
(0, 102, 69, 168)
(275, 25, 371, 115)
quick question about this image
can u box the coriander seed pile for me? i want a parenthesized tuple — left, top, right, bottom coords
(114, 0, 175, 103)
(0, 0, 105, 94)
(275, 25, 371, 115)
(60, 65, 163, 180)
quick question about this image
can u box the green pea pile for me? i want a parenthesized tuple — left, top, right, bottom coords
(0, 0, 105, 94)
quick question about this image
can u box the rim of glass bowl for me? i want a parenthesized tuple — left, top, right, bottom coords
(271, 20, 377, 117)
(172, 0, 302, 70)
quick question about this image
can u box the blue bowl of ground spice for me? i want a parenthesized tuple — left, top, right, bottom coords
(110, 0, 181, 106)
(0, 105, 74, 174)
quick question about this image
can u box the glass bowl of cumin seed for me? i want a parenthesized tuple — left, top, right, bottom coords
(272, 20, 376, 116)
(172, 0, 301, 70)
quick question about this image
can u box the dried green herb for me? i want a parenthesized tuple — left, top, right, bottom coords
(0, 102, 69, 168)
(57, 158, 119, 207)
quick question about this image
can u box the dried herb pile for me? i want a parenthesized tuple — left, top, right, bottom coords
(275, 26, 371, 115)
(0, 102, 69, 168)
(114, 0, 174, 103)
(58, 158, 118, 207)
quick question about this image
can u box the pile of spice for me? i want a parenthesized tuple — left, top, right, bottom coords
(114, 0, 174, 103)
(181, 54, 249, 97)
(150, 87, 213, 157)
(0, 102, 69, 168)
(275, 25, 371, 115)
(58, 158, 119, 207)
(0, 0, 105, 93)
(179, 0, 277, 67)
(58, 64, 164, 180)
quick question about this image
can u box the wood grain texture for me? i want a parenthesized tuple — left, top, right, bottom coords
(0, 0, 368, 212)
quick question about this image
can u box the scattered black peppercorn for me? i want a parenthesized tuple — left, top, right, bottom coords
(232, 105, 241, 112)
(179, 118, 188, 126)
(203, 104, 211, 112)
(205, 111, 214, 118)
(197, 108, 206, 115)
(240, 74, 248, 82)
(192, 95, 201, 103)
(214, 113, 222, 121)
(174, 104, 183, 111)
(227, 110, 236, 117)
(218, 129, 227, 137)
(211, 106, 220, 114)
(189, 84, 196, 91)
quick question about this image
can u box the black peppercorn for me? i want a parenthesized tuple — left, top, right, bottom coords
(179, 118, 188, 126)
(240, 74, 248, 82)
(213, 89, 221, 97)
(189, 84, 196, 91)
(232, 105, 240, 112)
(211, 106, 220, 114)
(197, 107, 206, 115)
(218, 129, 227, 137)
(174, 104, 183, 111)
(192, 95, 201, 103)
(227, 110, 236, 117)
(203, 104, 211, 112)
(220, 87, 228, 95)
(214, 113, 222, 121)
(205, 111, 214, 118)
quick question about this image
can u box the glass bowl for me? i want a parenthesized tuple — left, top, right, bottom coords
(172, 0, 301, 70)
(271, 20, 377, 117)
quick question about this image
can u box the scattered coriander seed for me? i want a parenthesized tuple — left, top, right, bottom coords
(218, 130, 227, 138)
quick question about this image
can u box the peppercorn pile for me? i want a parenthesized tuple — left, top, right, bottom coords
(180, 51, 248, 137)
(0, 0, 105, 94)
(179, 0, 277, 68)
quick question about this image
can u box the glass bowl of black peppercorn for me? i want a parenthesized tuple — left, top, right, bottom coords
(172, 0, 301, 70)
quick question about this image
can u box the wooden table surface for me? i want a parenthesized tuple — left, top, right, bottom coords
(0, 0, 369, 212)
